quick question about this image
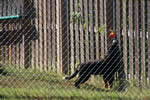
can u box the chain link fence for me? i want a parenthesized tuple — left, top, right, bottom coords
(0, 0, 150, 99)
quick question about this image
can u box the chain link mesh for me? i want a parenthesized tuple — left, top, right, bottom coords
(0, 0, 150, 99)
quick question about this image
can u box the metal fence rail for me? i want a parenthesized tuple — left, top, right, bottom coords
(0, 0, 150, 99)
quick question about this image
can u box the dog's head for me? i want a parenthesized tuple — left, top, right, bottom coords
(108, 32, 118, 46)
(108, 32, 119, 55)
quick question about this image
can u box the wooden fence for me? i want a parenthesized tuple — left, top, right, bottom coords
(0, 0, 150, 84)
(114, 0, 150, 85)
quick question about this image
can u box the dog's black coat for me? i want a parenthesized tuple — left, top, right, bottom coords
(64, 39, 125, 88)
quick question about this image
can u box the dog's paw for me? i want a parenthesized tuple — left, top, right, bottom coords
(62, 76, 66, 80)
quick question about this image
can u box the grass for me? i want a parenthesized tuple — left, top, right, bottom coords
(0, 66, 150, 100)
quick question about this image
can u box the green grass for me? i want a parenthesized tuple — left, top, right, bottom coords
(0, 66, 150, 100)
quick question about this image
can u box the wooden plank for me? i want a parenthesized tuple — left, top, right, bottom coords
(10, 0, 19, 67)
(113, 0, 116, 33)
(8, 0, 12, 65)
(47, 0, 52, 71)
(79, 0, 85, 63)
(2, 46, 6, 65)
(147, 0, 150, 84)
(56, 0, 69, 73)
(75, 0, 79, 62)
(105, 0, 113, 53)
(112, 0, 116, 33)
(23, 0, 32, 69)
(31, 40, 35, 69)
(100, 0, 104, 58)
(52, 0, 56, 72)
(34, 0, 39, 70)
(141, 0, 146, 86)
(43, 0, 48, 71)
(10, 45, 14, 65)
(7, 0, 11, 16)
(46, 0, 49, 71)
(24, 36, 32, 69)
(61, 0, 69, 73)
(122, 0, 128, 77)
(106, 0, 113, 33)
(18, 43, 21, 68)
(56, 0, 61, 73)
(8, 45, 12, 64)
(116, 0, 121, 45)
(89, 0, 94, 82)
(84, 0, 89, 61)
(2, 0, 8, 66)
(30, 0, 36, 70)
(1, 46, 5, 65)
(16, 43, 20, 67)
(66, 0, 70, 74)
(20, 35, 25, 68)
(12, 0, 16, 15)
(0, 0, 2, 16)
(95, 0, 99, 60)
(3, 0, 7, 16)
(5, 46, 9, 65)
(20, 0, 24, 15)
(116, 0, 124, 80)
(39, 0, 43, 71)
(104, 0, 107, 54)
(134, 0, 140, 85)
(70, 0, 75, 73)
(0, 46, 1, 63)
(14, 45, 17, 65)
(89, 0, 94, 60)
(16, 0, 20, 15)
(128, 0, 134, 80)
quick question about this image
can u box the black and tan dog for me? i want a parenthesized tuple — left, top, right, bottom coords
(63, 33, 125, 89)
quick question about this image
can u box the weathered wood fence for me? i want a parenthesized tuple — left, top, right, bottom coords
(0, 0, 150, 84)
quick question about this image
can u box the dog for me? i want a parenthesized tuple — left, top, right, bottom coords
(63, 33, 125, 89)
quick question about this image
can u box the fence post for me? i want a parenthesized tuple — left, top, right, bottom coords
(128, 0, 133, 80)
(122, 0, 128, 79)
(56, 0, 61, 73)
(69, 0, 75, 74)
(51, 0, 57, 72)
(141, 0, 146, 86)
(23, 0, 34, 69)
(100, 0, 104, 58)
(56, 0, 69, 74)
(95, 0, 99, 60)
(84, 0, 90, 61)
(134, 0, 140, 85)
(43, 0, 47, 71)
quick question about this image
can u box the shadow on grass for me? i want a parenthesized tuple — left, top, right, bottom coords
(0, 67, 8, 76)
(82, 82, 128, 92)
(82, 83, 111, 92)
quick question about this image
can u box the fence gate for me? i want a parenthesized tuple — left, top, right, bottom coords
(0, 0, 150, 99)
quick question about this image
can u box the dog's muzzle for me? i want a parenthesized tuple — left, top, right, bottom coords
(113, 40, 117, 44)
